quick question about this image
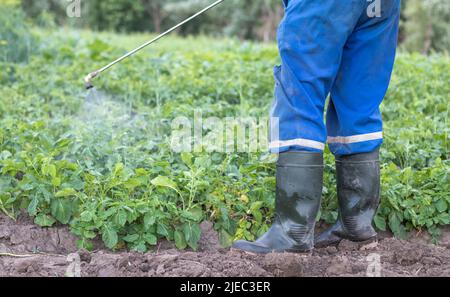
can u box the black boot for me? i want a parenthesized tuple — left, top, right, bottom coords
(232, 152, 323, 254)
(315, 149, 380, 247)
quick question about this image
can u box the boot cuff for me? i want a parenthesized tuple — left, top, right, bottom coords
(336, 149, 380, 163)
(277, 151, 324, 167)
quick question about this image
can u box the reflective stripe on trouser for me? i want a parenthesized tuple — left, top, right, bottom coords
(269, 0, 401, 156)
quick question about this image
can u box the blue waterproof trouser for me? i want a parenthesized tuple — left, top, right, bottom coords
(269, 0, 401, 156)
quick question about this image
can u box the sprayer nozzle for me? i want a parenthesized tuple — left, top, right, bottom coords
(84, 71, 99, 90)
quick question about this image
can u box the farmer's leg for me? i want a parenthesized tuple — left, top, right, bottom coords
(316, 0, 401, 247)
(233, 0, 365, 254)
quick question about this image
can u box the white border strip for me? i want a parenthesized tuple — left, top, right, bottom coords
(269, 138, 325, 151)
(327, 132, 383, 144)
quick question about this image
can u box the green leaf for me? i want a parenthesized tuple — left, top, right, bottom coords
(151, 176, 178, 190)
(34, 213, 56, 227)
(55, 188, 77, 198)
(114, 209, 127, 227)
(174, 230, 187, 249)
(122, 234, 139, 243)
(181, 153, 193, 167)
(373, 215, 387, 231)
(183, 223, 201, 250)
(77, 238, 93, 251)
(113, 162, 124, 177)
(131, 242, 147, 253)
(219, 229, 233, 248)
(388, 212, 407, 239)
(251, 209, 263, 223)
(124, 178, 143, 190)
(55, 137, 72, 149)
(51, 177, 61, 187)
(437, 213, 450, 225)
(42, 163, 57, 178)
(83, 230, 97, 239)
(80, 210, 93, 222)
(40, 186, 52, 203)
(143, 233, 157, 245)
(388, 212, 401, 234)
(100, 207, 118, 220)
(157, 223, 170, 237)
(27, 196, 39, 216)
(250, 201, 263, 213)
(183, 223, 192, 241)
(102, 224, 118, 249)
(181, 207, 203, 222)
(144, 212, 156, 229)
(435, 199, 447, 213)
(50, 198, 72, 224)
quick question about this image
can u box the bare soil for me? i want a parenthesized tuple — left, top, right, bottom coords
(0, 214, 449, 277)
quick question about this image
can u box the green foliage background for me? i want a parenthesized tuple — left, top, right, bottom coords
(16, 0, 450, 53)
(0, 5, 448, 251)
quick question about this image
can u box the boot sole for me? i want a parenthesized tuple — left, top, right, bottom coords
(316, 235, 379, 249)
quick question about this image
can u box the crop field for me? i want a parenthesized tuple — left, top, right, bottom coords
(0, 11, 449, 276)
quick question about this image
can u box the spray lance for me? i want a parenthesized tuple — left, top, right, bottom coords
(84, 0, 225, 89)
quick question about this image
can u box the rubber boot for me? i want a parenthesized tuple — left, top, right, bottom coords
(232, 152, 323, 254)
(315, 149, 380, 248)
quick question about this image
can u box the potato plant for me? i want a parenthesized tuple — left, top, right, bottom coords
(0, 21, 448, 251)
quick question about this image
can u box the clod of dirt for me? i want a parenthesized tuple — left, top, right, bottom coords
(15, 258, 37, 273)
(98, 266, 117, 277)
(326, 256, 353, 276)
(360, 241, 379, 251)
(0, 243, 11, 254)
(338, 240, 360, 251)
(0, 214, 78, 254)
(198, 221, 223, 252)
(263, 253, 304, 277)
(77, 249, 92, 263)
(0, 228, 10, 239)
(394, 246, 424, 266)
(117, 255, 131, 269)
(325, 246, 339, 254)
(421, 257, 442, 266)
(439, 226, 450, 248)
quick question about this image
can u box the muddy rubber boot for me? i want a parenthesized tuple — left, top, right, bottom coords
(232, 152, 324, 254)
(315, 149, 380, 248)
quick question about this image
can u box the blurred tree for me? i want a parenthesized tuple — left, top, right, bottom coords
(422, 0, 450, 53)
(85, 0, 147, 32)
(402, 0, 450, 54)
(21, 0, 65, 23)
(258, 0, 283, 42)
(163, 0, 282, 41)
(0, 1, 35, 63)
(141, 0, 167, 33)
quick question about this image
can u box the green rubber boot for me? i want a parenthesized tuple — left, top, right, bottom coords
(315, 149, 380, 248)
(232, 152, 324, 254)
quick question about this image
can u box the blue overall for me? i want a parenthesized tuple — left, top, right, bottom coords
(269, 0, 401, 156)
